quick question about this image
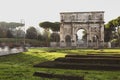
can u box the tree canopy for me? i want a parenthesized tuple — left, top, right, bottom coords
(39, 21, 52, 29)
(105, 16, 120, 29)
(0, 22, 24, 29)
(50, 22, 60, 32)
(0, 21, 24, 38)
(39, 21, 60, 32)
(104, 16, 120, 45)
(26, 27, 37, 39)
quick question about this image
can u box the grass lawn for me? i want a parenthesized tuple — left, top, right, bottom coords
(0, 48, 120, 80)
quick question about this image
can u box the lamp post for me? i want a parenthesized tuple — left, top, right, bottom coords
(20, 19, 25, 46)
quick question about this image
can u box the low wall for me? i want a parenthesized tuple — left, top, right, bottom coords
(0, 46, 25, 56)
(50, 42, 60, 47)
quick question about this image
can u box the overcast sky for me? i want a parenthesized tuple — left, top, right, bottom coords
(0, 0, 120, 30)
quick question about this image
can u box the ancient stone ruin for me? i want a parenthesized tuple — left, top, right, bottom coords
(60, 11, 104, 48)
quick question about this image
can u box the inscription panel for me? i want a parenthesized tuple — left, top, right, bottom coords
(60, 11, 104, 23)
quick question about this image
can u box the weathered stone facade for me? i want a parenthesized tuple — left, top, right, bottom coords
(60, 11, 104, 48)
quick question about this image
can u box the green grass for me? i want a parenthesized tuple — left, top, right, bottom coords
(0, 48, 120, 80)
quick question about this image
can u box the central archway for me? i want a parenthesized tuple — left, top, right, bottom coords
(76, 29, 87, 47)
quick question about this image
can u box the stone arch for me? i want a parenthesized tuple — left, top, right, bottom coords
(74, 26, 89, 48)
(60, 11, 104, 48)
(75, 26, 88, 33)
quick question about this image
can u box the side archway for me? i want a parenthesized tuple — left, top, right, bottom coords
(65, 35, 71, 47)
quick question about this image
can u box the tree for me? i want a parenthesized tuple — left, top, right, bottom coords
(39, 21, 60, 32)
(50, 33, 60, 42)
(39, 21, 60, 46)
(0, 22, 24, 29)
(13, 29, 25, 38)
(116, 16, 120, 46)
(117, 16, 120, 26)
(50, 22, 60, 43)
(0, 21, 24, 38)
(104, 19, 117, 42)
(39, 21, 53, 30)
(37, 34, 43, 41)
(6, 30, 14, 38)
(42, 29, 50, 46)
(0, 28, 6, 38)
(8, 22, 24, 29)
(26, 27, 37, 39)
(104, 26, 112, 42)
(50, 22, 60, 32)
(104, 16, 120, 47)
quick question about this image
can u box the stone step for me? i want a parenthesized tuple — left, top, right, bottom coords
(34, 54, 120, 70)
(34, 61, 120, 70)
(33, 71, 84, 80)
(65, 54, 120, 58)
(55, 62, 120, 70)
(55, 57, 120, 64)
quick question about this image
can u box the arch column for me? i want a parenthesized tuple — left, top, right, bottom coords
(60, 23, 66, 47)
(71, 25, 77, 47)
(87, 25, 92, 47)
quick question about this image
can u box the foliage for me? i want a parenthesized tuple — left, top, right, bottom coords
(39, 21, 53, 29)
(13, 29, 25, 38)
(42, 29, 51, 46)
(104, 16, 120, 43)
(0, 21, 24, 38)
(26, 27, 37, 39)
(37, 34, 44, 41)
(50, 32, 60, 42)
(50, 22, 60, 32)
(39, 21, 60, 32)
(0, 22, 24, 29)
(39, 21, 60, 45)
(104, 26, 112, 42)
(6, 30, 14, 38)
(0, 28, 6, 38)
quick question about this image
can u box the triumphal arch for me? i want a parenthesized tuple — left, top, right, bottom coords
(60, 11, 104, 48)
